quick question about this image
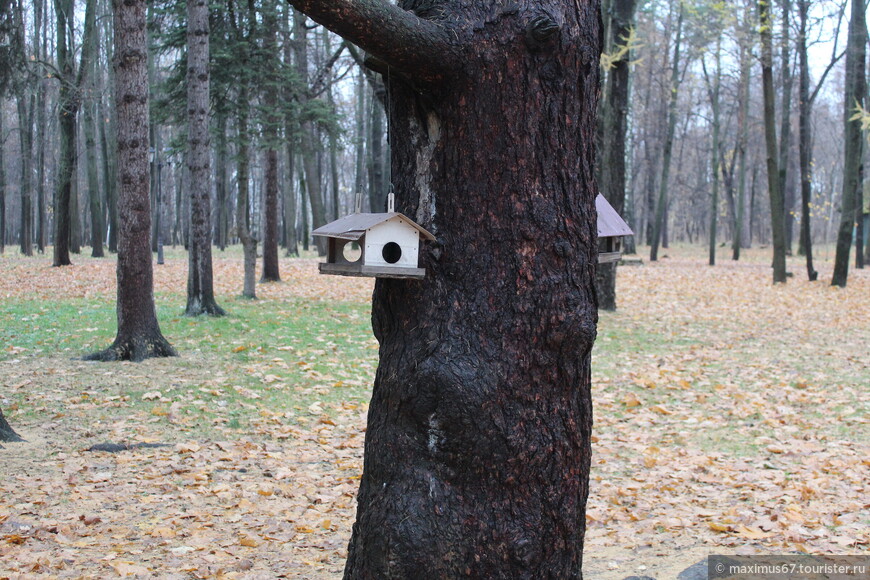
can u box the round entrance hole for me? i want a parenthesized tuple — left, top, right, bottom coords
(382, 242, 402, 264)
(342, 241, 361, 263)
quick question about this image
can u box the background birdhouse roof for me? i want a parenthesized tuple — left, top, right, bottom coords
(312, 213, 436, 242)
(596, 194, 634, 238)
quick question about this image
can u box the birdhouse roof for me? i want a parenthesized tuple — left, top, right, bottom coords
(312, 212, 436, 242)
(596, 194, 634, 238)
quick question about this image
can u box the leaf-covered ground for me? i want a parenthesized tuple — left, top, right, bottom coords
(0, 247, 867, 579)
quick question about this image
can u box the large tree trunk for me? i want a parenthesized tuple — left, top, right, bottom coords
(291, 0, 600, 577)
(832, 0, 866, 287)
(759, 0, 788, 283)
(185, 0, 225, 316)
(85, 0, 175, 362)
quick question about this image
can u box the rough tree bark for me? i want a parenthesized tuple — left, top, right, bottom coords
(290, 0, 601, 578)
(759, 0, 788, 283)
(84, 0, 176, 362)
(185, 0, 225, 316)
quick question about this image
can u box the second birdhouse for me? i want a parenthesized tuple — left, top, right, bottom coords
(596, 194, 634, 264)
(312, 210, 436, 279)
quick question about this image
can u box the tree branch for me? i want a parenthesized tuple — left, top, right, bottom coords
(287, 0, 457, 84)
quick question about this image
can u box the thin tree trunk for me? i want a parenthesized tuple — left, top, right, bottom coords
(236, 87, 258, 298)
(650, 0, 683, 262)
(596, 0, 637, 310)
(0, 108, 5, 254)
(353, 68, 367, 209)
(35, 0, 48, 254)
(733, 18, 751, 260)
(702, 33, 722, 267)
(759, 0, 788, 283)
(16, 95, 33, 257)
(368, 86, 386, 213)
(778, 0, 794, 254)
(215, 112, 228, 251)
(260, 0, 281, 282)
(797, 0, 817, 280)
(299, 157, 309, 251)
(294, 11, 327, 255)
(84, 84, 104, 256)
(185, 0, 225, 315)
(281, 2, 298, 257)
(86, 0, 175, 362)
(832, 0, 866, 286)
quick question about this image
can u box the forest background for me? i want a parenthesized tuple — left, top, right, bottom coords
(0, 0, 869, 577)
(0, 0, 868, 271)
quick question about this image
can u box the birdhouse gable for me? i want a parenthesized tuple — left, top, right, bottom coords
(595, 194, 634, 264)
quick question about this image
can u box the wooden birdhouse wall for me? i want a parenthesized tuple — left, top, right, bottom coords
(364, 218, 421, 268)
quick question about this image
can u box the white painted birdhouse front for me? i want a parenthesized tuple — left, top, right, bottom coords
(312, 212, 436, 279)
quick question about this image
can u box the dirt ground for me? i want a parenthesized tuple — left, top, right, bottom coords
(1, 250, 868, 578)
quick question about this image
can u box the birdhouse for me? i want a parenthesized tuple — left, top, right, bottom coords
(596, 194, 634, 264)
(312, 207, 436, 280)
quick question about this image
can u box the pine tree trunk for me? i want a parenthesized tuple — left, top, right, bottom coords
(185, 0, 225, 316)
(291, 0, 600, 577)
(260, 0, 281, 282)
(85, 0, 175, 362)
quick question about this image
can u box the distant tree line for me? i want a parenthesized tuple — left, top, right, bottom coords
(0, 0, 867, 289)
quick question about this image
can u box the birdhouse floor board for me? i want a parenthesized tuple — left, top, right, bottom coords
(598, 252, 623, 264)
(318, 263, 427, 279)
